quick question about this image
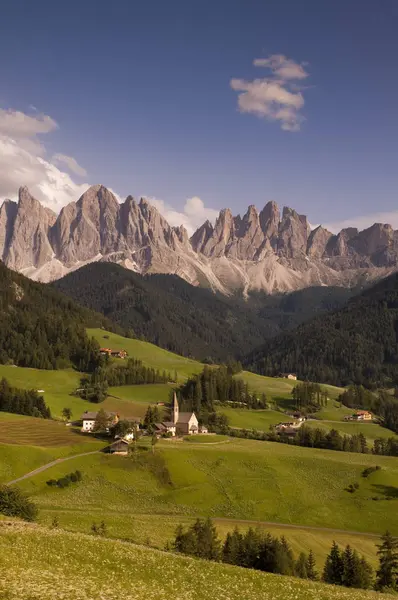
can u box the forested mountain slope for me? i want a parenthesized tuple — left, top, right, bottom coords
(247, 272, 398, 387)
(53, 263, 352, 361)
(0, 261, 115, 370)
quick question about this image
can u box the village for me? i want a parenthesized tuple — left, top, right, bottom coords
(80, 392, 209, 455)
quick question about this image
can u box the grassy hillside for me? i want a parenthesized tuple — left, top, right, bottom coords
(88, 328, 204, 380)
(0, 364, 170, 419)
(1, 522, 392, 600)
(15, 437, 398, 537)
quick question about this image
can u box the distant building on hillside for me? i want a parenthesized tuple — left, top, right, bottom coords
(345, 410, 372, 422)
(100, 348, 128, 359)
(81, 410, 119, 432)
(279, 373, 298, 380)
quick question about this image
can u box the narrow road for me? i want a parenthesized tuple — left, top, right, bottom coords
(6, 450, 101, 486)
(214, 517, 382, 538)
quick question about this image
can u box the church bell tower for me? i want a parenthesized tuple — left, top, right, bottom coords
(172, 392, 179, 424)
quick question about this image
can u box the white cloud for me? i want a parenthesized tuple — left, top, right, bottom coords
(0, 107, 91, 211)
(231, 54, 310, 131)
(146, 195, 219, 235)
(325, 210, 398, 234)
(253, 54, 308, 80)
(52, 153, 87, 177)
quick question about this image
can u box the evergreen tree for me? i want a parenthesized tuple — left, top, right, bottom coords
(323, 541, 344, 585)
(306, 549, 318, 580)
(295, 552, 308, 578)
(376, 531, 398, 591)
(93, 408, 109, 432)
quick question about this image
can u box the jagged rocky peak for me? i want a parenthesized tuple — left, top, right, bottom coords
(259, 200, 280, 241)
(190, 219, 214, 252)
(5, 187, 55, 270)
(278, 206, 310, 258)
(307, 225, 333, 258)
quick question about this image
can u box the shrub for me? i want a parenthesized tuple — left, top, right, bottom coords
(362, 466, 381, 478)
(46, 479, 57, 486)
(0, 485, 38, 521)
(57, 478, 70, 489)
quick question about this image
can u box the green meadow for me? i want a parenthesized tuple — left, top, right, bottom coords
(1, 522, 394, 600)
(13, 436, 398, 542)
(306, 418, 398, 442)
(88, 328, 204, 380)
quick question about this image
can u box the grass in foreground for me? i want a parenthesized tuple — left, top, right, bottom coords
(0, 522, 394, 600)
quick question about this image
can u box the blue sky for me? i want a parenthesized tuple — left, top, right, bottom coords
(1, 0, 398, 232)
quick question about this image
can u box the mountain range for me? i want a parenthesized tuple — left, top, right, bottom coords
(2, 184, 398, 294)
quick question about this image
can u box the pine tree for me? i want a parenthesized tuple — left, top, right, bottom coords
(306, 549, 318, 580)
(342, 545, 355, 587)
(295, 552, 308, 578)
(376, 531, 398, 591)
(323, 541, 344, 585)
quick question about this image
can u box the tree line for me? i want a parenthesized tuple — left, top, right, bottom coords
(209, 417, 398, 457)
(0, 377, 51, 419)
(178, 366, 265, 418)
(78, 357, 173, 404)
(172, 519, 398, 592)
(104, 358, 172, 387)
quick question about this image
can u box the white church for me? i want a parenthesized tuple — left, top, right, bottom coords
(155, 392, 206, 436)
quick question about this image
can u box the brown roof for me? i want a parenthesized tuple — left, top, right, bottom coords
(177, 412, 196, 424)
(154, 423, 166, 431)
(81, 411, 117, 420)
(162, 421, 176, 428)
(111, 438, 129, 446)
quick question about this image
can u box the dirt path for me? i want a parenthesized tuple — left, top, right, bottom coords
(6, 451, 101, 486)
(214, 517, 382, 538)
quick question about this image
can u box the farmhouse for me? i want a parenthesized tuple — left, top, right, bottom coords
(81, 411, 119, 432)
(279, 373, 298, 380)
(99, 348, 128, 359)
(109, 438, 129, 455)
(154, 422, 176, 436)
(353, 410, 372, 421)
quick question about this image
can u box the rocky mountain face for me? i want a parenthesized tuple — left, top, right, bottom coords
(1, 185, 398, 295)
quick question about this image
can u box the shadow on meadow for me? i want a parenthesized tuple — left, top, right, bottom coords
(372, 484, 398, 499)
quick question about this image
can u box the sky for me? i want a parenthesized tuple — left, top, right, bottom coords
(1, 0, 398, 234)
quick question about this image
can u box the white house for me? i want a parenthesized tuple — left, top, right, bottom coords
(81, 411, 118, 432)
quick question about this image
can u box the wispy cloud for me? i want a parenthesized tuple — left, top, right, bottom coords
(231, 54, 310, 131)
(325, 210, 398, 233)
(52, 153, 87, 177)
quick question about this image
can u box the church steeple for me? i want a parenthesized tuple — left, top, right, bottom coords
(172, 392, 179, 424)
